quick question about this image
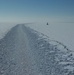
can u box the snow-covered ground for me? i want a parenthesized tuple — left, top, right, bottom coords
(0, 23, 74, 51)
(0, 23, 74, 75)
(27, 23, 74, 51)
(0, 23, 16, 39)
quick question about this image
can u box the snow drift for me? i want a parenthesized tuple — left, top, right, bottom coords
(0, 24, 74, 75)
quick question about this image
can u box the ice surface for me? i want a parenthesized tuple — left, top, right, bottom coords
(0, 24, 74, 75)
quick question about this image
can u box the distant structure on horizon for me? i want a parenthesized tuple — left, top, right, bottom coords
(46, 22, 49, 25)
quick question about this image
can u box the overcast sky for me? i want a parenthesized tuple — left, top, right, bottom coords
(0, 0, 74, 23)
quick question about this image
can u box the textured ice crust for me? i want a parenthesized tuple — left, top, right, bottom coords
(26, 25, 74, 75)
(0, 24, 74, 75)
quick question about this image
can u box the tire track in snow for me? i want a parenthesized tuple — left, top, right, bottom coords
(0, 25, 41, 75)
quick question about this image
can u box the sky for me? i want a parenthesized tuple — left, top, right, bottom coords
(0, 0, 74, 23)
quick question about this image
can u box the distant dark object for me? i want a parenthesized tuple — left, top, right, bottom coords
(46, 22, 49, 25)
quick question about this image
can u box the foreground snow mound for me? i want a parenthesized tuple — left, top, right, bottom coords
(0, 24, 74, 75)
